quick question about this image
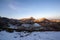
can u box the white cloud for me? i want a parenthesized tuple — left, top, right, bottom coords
(6, 0, 18, 10)
(9, 4, 17, 10)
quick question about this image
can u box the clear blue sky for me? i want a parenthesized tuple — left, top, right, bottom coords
(0, 0, 60, 19)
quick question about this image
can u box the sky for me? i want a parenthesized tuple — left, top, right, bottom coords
(0, 0, 60, 19)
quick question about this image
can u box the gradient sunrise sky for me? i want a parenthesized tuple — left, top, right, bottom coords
(0, 0, 60, 19)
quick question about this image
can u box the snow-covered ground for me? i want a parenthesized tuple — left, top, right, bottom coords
(0, 31, 60, 40)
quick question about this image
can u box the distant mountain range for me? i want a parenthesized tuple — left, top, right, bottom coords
(0, 16, 60, 31)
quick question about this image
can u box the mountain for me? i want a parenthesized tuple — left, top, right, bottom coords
(0, 16, 60, 31)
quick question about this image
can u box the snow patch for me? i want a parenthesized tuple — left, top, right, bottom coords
(33, 23, 41, 27)
(9, 24, 17, 29)
(21, 24, 32, 27)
